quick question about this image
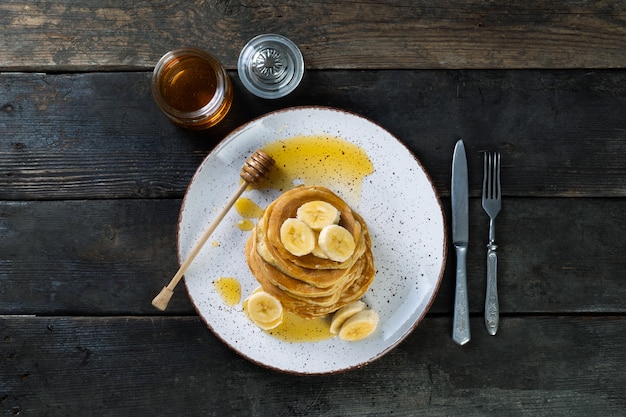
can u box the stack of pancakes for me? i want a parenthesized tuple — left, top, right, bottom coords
(245, 185, 375, 318)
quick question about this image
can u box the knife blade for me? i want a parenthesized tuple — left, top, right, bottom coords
(451, 139, 470, 345)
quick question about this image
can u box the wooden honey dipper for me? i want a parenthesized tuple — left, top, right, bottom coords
(152, 149, 275, 311)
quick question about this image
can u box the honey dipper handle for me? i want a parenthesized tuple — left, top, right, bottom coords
(152, 181, 249, 311)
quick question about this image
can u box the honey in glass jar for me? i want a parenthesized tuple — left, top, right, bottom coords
(152, 48, 233, 130)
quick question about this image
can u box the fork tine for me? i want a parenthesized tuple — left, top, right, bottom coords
(495, 152, 501, 200)
(488, 152, 494, 198)
(482, 152, 488, 198)
(490, 152, 497, 200)
(483, 151, 500, 200)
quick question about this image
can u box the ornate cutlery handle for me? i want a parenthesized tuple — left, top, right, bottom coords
(453, 245, 470, 345)
(484, 243, 499, 335)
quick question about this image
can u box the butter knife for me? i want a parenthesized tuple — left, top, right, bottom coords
(451, 139, 470, 345)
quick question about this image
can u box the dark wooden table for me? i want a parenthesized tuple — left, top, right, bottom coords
(1, 1, 625, 416)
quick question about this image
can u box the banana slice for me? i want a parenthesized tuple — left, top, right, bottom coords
(280, 218, 316, 256)
(329, 300, 367, 334)
(311, 242, 329, 259)
(246, 291, 284, 330)
(338, 309, 379, 341)
(296, 201, 340, 231)
(309, 232, 329, 259)
(318, 224, 356, 262)
(253, 315, 283, 331)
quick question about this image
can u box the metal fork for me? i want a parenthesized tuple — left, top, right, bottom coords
(482, 151, 501, 335)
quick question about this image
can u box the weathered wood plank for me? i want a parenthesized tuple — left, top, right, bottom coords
(1, 1, 626, 70)
(0, 199, 184, 315)
(2, 70, 626, 200)
(1, 316, 624, 416)
(1, 198, 624, 315)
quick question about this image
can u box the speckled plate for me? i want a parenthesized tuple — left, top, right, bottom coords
(179, 106, 447, 375)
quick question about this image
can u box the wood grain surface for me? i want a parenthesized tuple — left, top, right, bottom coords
(1, 316, 624, 416)
(2, 70, 626, 200)
(1, 1, 625, 415)
(1, 1, 626, 70)
(1, 198, 624, 316)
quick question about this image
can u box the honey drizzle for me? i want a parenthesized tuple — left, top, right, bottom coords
(262, 135, 374, 206)
(214, 277, 241, 307)
(235, 197, 263, 231)
(267, 312, 333, 343)
(243, 296, 334, 343)
(235, 197, 263, 218)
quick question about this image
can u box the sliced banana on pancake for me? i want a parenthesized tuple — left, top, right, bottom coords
(311, 238, 330, 259)
(318, 224, 356, 262)
(338, 309, 379, 341)
(296, 200, 340, 231)
(280, 218, 316, 257)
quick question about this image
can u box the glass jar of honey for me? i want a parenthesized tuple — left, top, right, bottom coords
(152, 48, 233, 130)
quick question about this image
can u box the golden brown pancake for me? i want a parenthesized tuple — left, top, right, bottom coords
(247, 232, 345, 299)
(255, 213, 369, 288)
(264, 186, 363, 270)
(244, 185, 376, 318)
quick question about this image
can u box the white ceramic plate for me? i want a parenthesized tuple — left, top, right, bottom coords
(180, 106, 447, 374)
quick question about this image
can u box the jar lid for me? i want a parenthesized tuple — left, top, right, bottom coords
(237, 34, 304, 99)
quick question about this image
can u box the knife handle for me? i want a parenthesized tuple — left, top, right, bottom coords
(484, 244, 499, 335)
(452, 245, 470, 345)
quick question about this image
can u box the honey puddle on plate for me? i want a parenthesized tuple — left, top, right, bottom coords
(235, 197, 263, 218)
(262, 135, 374, 206)
(214, 277, 241, 307)
(267, 312, 333, 343)
(242, 296, 334, 343)
(235, 197, 263, 231)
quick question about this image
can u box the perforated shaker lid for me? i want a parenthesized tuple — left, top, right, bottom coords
(237, 34, 304, 99)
